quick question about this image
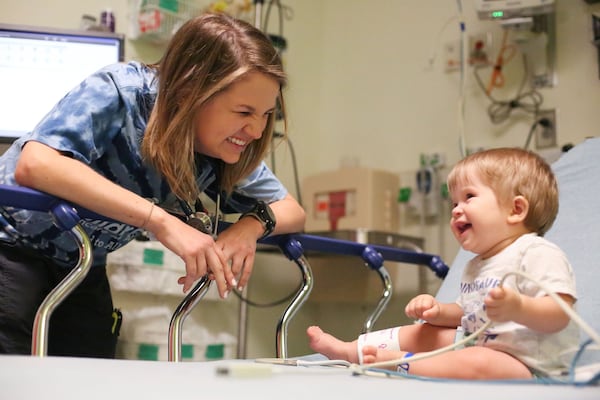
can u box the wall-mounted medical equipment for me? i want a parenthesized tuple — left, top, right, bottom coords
(475, 0, 555, 20)
(475, 0, 556, 88)
(302, 167, 399, 233)
(0, 24, 124, 144)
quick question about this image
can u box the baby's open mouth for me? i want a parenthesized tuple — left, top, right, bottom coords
(456, 222, 472, 234)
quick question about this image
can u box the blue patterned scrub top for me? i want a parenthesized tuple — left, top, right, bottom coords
(0, 61, 287, 268)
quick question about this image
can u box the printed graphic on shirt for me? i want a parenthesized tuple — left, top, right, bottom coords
(460, 277, 500, 337)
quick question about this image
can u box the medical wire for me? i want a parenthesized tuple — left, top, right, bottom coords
(424, 15, 458, 71)
(486, 29, 517, 95)
(236, 270, 599, 384)
(353, 316, 491, 373)
(424, 3, 467, 156)
(232, 280, 302, 308)
(474, 53, 543, 125)
(456, 0, 467, 158)
(262, 0, 287, 36)
(523, 118, 540, 150)
(272, 132, 303, 207)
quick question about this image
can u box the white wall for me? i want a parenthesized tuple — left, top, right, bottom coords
(283, 0, 600, 174)
(2, 0, 600, 358)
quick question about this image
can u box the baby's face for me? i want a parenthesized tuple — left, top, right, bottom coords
(449, 173, 514, 259)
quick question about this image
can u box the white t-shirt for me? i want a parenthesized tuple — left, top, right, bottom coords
(457, 233, 579, 376)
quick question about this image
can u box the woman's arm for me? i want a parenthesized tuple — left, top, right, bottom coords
(15, 141, 235, 298)
(16, 142, 152, 227)
(269, 193, 306, 235)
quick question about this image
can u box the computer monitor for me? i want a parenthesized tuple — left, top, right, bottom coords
(0, 24, 125, 143)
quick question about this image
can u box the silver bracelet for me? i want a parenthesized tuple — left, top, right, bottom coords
(141, 200, 155, 230)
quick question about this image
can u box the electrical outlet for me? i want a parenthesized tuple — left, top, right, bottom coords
(535, 109, 557, 149)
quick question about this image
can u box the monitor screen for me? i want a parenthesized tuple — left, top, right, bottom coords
(0, 24, 125, 143)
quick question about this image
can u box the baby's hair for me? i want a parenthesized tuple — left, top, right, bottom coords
(447, 147, 558, 235)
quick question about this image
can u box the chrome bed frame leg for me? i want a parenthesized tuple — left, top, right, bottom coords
(358, 246, 392, 334)
(168, 275, 212, 362)
(166, 236, 314, 361)
(362, 266, 392, 334)
(275, 254, 313, 359)
(32, 224, 93, 356)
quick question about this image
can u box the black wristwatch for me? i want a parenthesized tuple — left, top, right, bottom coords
(239, 200, 276, 239)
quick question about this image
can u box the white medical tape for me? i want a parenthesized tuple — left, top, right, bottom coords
(356, 327, 401, 365)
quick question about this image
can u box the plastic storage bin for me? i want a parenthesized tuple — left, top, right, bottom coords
(136, 0, 201, 43)
(116, 306, 237, 361)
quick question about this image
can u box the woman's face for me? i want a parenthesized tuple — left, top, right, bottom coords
(193, 71, 279, 164)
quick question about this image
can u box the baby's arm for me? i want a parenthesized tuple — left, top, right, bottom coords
(405, 294, 463, 327)
(485, 287, 574, 333)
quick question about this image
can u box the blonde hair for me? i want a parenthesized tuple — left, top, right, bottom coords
(142, 13, 287, 202)
(447, 147, 558, 235)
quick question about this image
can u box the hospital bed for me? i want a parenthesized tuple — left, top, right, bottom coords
(1, 138, 600, 399)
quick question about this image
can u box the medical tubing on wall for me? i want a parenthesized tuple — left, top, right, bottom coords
(456, 0, 467, 157)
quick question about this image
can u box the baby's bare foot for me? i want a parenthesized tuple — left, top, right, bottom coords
(306, 326, 359, 363)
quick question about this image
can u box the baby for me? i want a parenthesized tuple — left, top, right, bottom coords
(307, 147, 578, 380)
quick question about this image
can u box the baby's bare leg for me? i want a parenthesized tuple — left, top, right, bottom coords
(307, 323, 455, 364)
(308, 324, 532, 379)
(386, 346, 532, 380)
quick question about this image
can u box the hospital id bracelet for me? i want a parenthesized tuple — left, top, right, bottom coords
(239, 200, 276, 239)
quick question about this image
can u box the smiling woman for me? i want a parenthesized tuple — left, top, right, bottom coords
(193, 71, 280, 165)
(0, 12, 305, 359)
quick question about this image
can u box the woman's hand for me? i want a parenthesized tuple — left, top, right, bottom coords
(147, 208, 234, 299)
(215, 217, 263, 291)
(211, 193, 305, 291)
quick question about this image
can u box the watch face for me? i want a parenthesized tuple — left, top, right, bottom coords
(260, 201, 275, 221)
(243, 200, 275, 238)
(257, 201, 276, 231)
(239, 201, 276, 238)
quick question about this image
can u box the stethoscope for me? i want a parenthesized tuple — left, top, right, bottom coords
(177, 192, 221, 239)
(177, 158, 223, 239)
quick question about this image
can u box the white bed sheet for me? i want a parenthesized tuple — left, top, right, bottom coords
(1, 355, 598, 399)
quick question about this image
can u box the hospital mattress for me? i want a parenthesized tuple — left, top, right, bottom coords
(1, 355, 598, 399)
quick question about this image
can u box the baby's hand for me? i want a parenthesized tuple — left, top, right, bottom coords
(484, 287, 522, 322)
(405, 294, 441, 322)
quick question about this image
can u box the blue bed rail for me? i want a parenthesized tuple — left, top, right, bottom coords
(260, 233, 448, 279)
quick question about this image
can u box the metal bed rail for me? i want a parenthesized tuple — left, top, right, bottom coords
(170, 229, 449, 360)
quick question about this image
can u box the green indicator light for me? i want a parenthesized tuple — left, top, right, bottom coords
(491, 10, 504, 18)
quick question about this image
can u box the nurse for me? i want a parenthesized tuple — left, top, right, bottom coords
(0, 12, 305, 357)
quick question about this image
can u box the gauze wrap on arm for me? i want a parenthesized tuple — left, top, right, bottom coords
(356, 327, 401, 365)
